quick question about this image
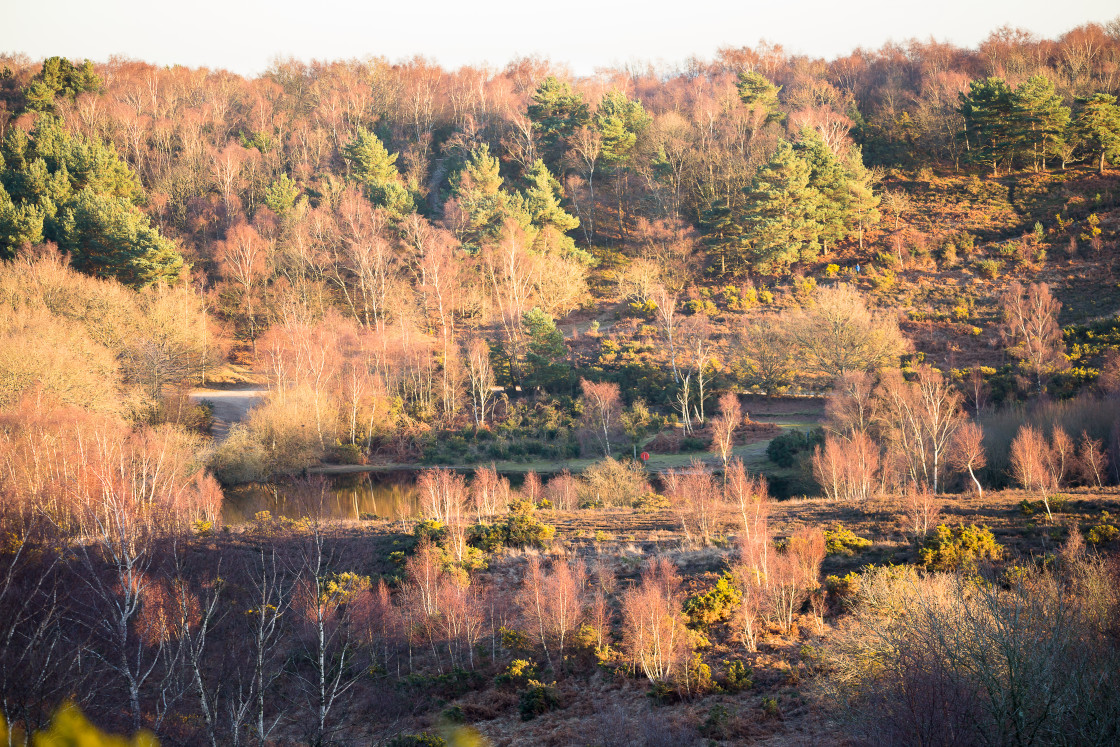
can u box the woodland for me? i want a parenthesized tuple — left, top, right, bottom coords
(3, 17, 1120, 746)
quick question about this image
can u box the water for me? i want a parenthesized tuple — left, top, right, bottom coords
(222, 472, 423, 523)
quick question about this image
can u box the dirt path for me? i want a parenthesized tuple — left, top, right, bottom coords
(189, 386, 266, 441)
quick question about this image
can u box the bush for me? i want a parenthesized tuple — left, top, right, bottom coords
(580, 457, 650, 507)
(469, 502, 555, 551)
(722, 660, 753, 692)
(684, 574, 741, 628)
(519, 680, 560, 720)
(766, 428, 824, 468)
(1087, 523, 1118, 544)
(388, 735, 446, 747)
(975, 259, 1002, 279)
(919, 524, 1003, 572)
(824, 525, 872, 556)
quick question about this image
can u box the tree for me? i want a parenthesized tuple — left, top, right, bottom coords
(664, 460, 722, 545)
(464, 337, 495, 429)
(522, 159, 579, 255)
(739, 140, 821, 274)
(1075, 93, 1120, 174)
(795, 129, 849, 252)
(528, 76, 589, 170)
(1010, 425, 1056, 520)
(736, 71, 782, 122)
(949, 420, 987, 497)
(579, 379, 622, 457)
(53, 189, 184, 288)
(522, 308, 571, 391)
(787, 284, 907, 383)
(23, 57, 100, 113)
(999, 282, 1067, 395)
(736, 315, 795, 395)
(959, 77, 1016, 175)
(875, 366, 964, 495)
(1013, 75, 1071, 172)
(517, 558, 585, 671)
(620, 558, 690, 684)
(595, 90, 649, 169)
(709, 392, 742, 467)
(342, 128, 414, 216)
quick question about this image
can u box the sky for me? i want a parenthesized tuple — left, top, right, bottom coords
(2, 0, 1118, 77)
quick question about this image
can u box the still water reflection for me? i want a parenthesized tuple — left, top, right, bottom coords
(222, 472, 423, 524)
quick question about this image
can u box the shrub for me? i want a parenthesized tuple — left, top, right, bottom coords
(469, 501, 554, 551)
(519, 680, 559, 720)
(919, 524, 1003, 572)
(1087, 523, 1118, 544)
(684, 574, 741, 628)
(722, 660, 753, 691)
(824, 525, 872, 556)
(580, 457, 650, 507)
(975, 259, 1002, 279)
(766, 428, 824, 468)
(388, 735, 446, 747)
(824, 263, 840, 278)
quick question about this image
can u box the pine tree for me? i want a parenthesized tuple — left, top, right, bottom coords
(1076, 94, 1120, 175)
(528, 76, 590, 171)
(736, 71, 782, 122)
(739, 141, 820, 274)
(454, 144, 527, 249)
(522, 308, 573, 391)
(595, 91, 650, 169)
(0, 115, 184, 285)
(23, 57, 100, 113)
(1012, 75, 1071, 172)
(53, 188, 184, 287)
(794, 130, 849, 252)
(342, 128, 414, 216)
(959, 78, 1016, 175)
(843, 148, 880, 251)
(523, 159, 581, 258)
(700, 198, 747, 278)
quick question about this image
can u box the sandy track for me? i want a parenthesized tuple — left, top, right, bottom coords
(189, 386, 266, 441)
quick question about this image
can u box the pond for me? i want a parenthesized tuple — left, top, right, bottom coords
(222, 472, 424, 523)
(220, 469, 539, 524)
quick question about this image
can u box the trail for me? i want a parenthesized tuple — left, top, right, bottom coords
(189, 385, 267, 441)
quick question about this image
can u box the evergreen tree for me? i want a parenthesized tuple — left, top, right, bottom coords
(736, 71, 783, 122)
(523, 159, 584, 259)
(23, 57, 100, 113)
(0, 182, 45, 258)
(0, 115, 184, 285)
(595, 91, 650, 169)
(843, 147, 880, 250)
(263, 173, 301, 217)
(454, 144, 528, 249)
(52, 188, 184, 287)
(341, 128, 414, 216)
(959, 77, 1016, 175)
(700, 197, 747, 278)
(527, 76, 590, 171)
(522, 307, 574, 391)
(1012, 75, 1071, 172)
(794, 130, 849, 252)
(1076, 94, 1120, 175)
(739, 140, 820, 274)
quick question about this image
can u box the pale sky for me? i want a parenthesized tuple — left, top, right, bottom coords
(2, 0, 1118, 76)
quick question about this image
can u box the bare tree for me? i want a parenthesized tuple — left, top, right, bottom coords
(579, 379, 622, 457)
(948, 420, 987, 498)
(1078, 432, 1108, 488)
(1010, 425, 1056, 520)
(999, 282, 1067, 395)
(709, 392, 742, 467)
(464, 337, 495, 429)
